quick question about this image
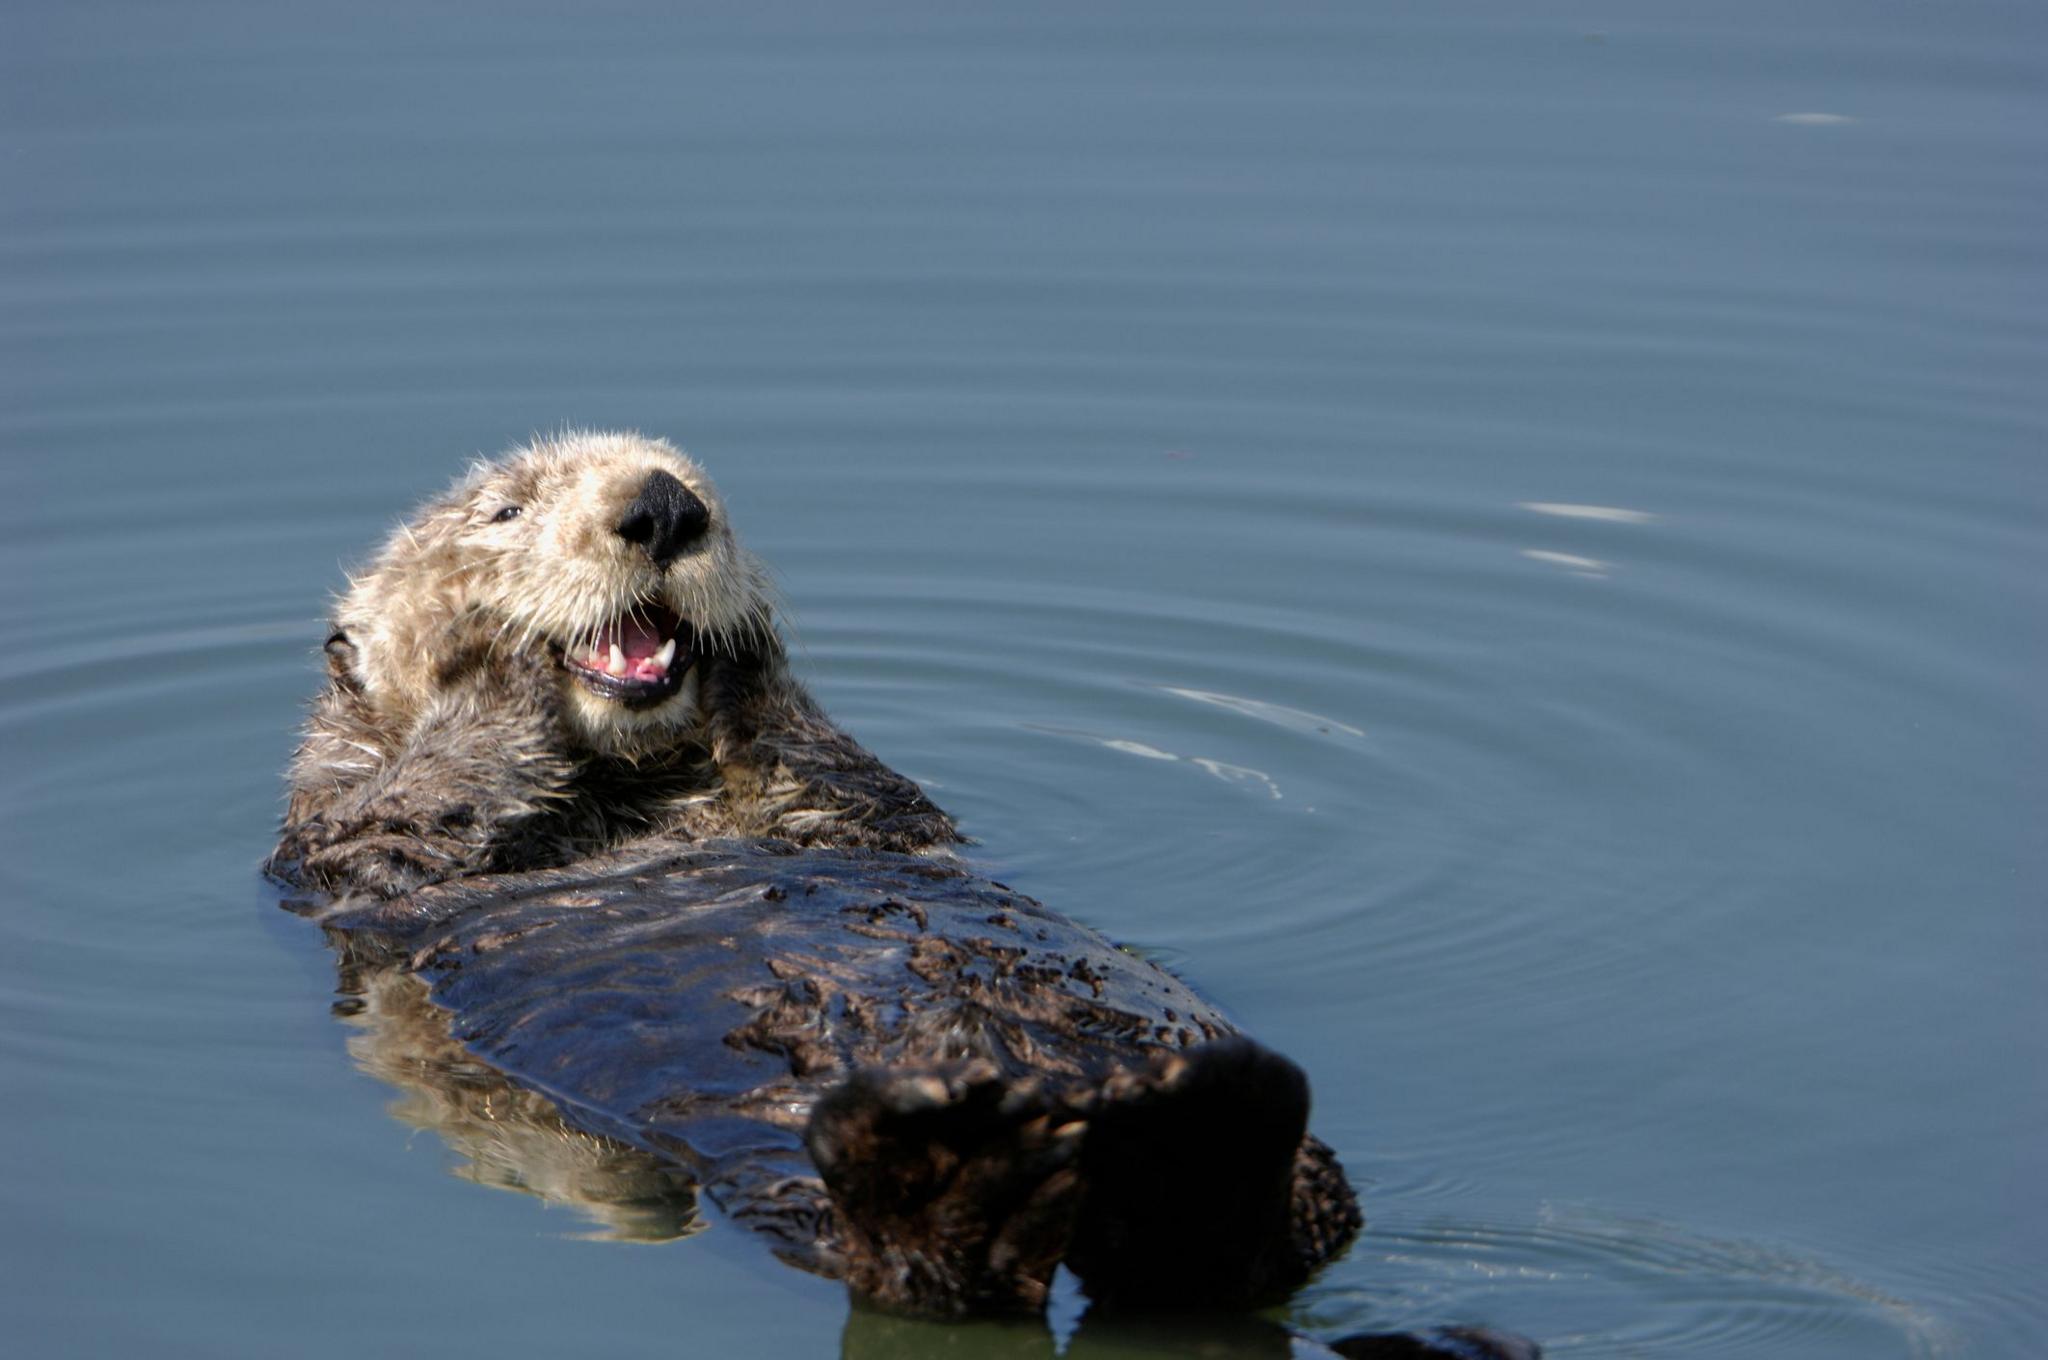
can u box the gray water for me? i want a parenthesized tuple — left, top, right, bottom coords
(4, 4, 2043, 1357)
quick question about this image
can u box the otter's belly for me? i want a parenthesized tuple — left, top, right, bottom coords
(323, 838, 1235, 1188)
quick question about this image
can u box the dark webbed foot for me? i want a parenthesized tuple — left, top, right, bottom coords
(1062, 1038, 1320, 1310)
(806, 1062, 1085, 1315)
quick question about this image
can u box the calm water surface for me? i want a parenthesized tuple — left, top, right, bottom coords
(4, 4, 2043, 1357)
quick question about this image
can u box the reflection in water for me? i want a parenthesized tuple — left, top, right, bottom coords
(1026, 723, 1288, 800)
(1158, 688, 1369, 741)
(334, 963, 704, 1244)
(1514, 502, 1652, 582)
(844, 1302, 1369, 1360)
(842, 1304, 1534, 1360)
(1514, 504, 1658, 526)
(1517, 549, 1610, 579)
(840, 1309, 1059, 1360)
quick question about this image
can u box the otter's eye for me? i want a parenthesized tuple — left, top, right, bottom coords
(490, 505, 523, 523)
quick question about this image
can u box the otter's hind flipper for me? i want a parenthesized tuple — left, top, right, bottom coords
(1065, 1038, 1350, 1310)
(806, 1063, 1085, 1316)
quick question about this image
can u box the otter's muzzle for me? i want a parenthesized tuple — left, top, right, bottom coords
(616, 469, 710, 568)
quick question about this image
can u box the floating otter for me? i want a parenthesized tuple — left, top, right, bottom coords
(269, 432, 1534, 1354)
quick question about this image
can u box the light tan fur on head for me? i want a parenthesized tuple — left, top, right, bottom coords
(334, 430, 774, 759)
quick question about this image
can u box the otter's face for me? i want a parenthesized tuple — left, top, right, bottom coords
(337, 431, 772, 757)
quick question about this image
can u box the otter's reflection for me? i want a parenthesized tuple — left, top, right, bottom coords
(332, 960, 703, 1243)
(842, 1304, 1306, 1360)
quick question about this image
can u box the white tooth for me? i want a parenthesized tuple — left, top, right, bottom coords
(653, 638, 677, 670)
(607, 643, 627, 677)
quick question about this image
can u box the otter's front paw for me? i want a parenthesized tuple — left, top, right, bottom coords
(298, 830, 453, 898)
(689, 651, 761, 744)
(432, 614, 551, 688)
(428, 614, 568, 728)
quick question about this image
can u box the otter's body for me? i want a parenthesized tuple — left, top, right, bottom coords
(318, 837, 1357, 1311)
(271, 431, 1404, 1323)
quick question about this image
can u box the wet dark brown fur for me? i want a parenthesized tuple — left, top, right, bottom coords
(266, 434, 1530, 1351)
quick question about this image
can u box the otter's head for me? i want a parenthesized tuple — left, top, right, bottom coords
(335, 431, 774, 758)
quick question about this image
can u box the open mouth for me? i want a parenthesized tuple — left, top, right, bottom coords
(562, 603, 695, 708)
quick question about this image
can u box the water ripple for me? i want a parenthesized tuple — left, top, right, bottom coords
(1310, 1207, 1967, 1360)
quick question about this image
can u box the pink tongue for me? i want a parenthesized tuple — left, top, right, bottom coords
(586, 615, 676, 682)
(616, 614, 666, 661)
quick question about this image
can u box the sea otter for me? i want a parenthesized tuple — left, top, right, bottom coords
(268, 432, 1535, 1354)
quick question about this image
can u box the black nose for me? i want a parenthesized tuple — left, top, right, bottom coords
(615, 470, 710, 567)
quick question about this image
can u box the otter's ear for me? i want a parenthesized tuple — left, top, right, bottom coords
(323, 630, 364, 692)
